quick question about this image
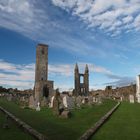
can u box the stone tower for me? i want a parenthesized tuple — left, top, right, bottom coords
(74, 63, 89, 96)
(84, 64, 89, 94)
(34, 44, 53, 106)
(136, 75, 140, 103)
(35, 44, 48, 82)
(74, 63, 80, 96)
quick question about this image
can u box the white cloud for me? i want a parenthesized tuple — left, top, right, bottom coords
(0, 60, 35, 89)
(0, 59, 17, 71)
(122, 16, 133, 24)
(51, 0, 140, 36)
(0, 59, 113, 90)
(0, 0, 61, 40)
(133, 14, 140, 31)
(0, 60, 134, 90)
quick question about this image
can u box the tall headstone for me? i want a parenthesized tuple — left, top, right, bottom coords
(29, 95, 36, 109)
(129, 95, 134, 103)
(136, 75, 140, 103)
(49, 96, 54, 108)
(63, 95, 69, 108)
(93, 97, 96, 103)
(76, 96, 82, 108)
(63, 95, 75, 109)
(52, 93, 61, 115)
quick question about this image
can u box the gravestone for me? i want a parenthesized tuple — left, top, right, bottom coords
(88, 96, 93, 105)
(60, 110, 71, 119)
(120, 96, 123, 101)
(29, 95, 36, 109)
(93, 97, 96, 103)
(52, 93, 61, 115)
(63, 95, 75, 109)
(36, 102, 41, 111)
(129, 95, 134, 103)
(76, 96, 82, 108)
(68, 96, 75, 109)
(82, 98, 85, 104)
(7, 94, 12, 101)
(49, 96, 54, 108)
(63, 95, 69, 108)
(97, 97, 102, 104)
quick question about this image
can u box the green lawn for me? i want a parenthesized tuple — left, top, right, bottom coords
(0, 99, 116, 140)
(0, 111, 35, 140)
(92, 102, 140, 140)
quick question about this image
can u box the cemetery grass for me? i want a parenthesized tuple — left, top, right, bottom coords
(0, 99, 116, 140)
(0, 111, 35, 140)
(92, 102, 140, 140)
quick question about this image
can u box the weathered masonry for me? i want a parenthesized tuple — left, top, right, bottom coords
(34, 44, 53, 105)
(74, 63, 89, 96)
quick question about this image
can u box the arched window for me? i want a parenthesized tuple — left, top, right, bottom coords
(80, 76, 84, 83)
(43, 85, 49, 98)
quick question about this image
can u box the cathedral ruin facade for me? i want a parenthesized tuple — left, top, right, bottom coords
(74, 63, 89, 96)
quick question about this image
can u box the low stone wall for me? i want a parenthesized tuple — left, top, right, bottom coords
(79, 102, 120, 140)
(0, 106, 48, 140)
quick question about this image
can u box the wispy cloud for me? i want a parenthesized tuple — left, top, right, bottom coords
(51, 0, 140, 36)
(0, 0, 64, 40)
(104, 73, 135, 87)
(0, 59, 35, 89)
(0, 59, 113, 90)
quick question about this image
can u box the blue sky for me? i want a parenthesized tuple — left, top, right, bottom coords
(0, 0, 140, 91)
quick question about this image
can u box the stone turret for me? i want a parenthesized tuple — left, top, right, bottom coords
(84, 64, 89, 95)
(74, 63, 89, 96)
(74, 63, 80, 96)
(85, 64, 89, 73)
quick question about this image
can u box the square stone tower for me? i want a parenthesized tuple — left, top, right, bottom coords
(34, 44, 53, 106)
(136, 75, 140, 103)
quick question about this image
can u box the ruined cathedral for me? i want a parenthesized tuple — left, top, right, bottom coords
(74, 63, 89, 96)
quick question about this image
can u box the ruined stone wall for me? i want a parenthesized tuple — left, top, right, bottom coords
(74, 64, 89, 96)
